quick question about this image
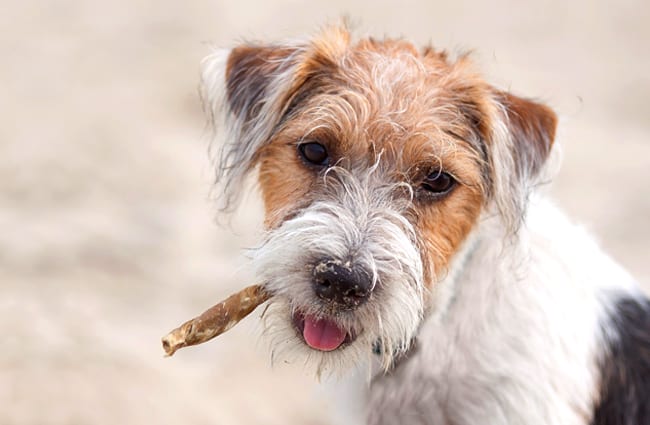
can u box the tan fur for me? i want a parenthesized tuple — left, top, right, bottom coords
(251, 30, 491, 284)
(214, 25, 556, 286)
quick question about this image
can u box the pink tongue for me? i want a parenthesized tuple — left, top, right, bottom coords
(303, 315, 347, 351)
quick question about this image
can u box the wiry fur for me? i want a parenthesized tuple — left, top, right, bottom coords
(201, 26, 648, 425)
(255, 165, 424, 374)
(202, 45, 309, 211)
(366, 197, 639, 425)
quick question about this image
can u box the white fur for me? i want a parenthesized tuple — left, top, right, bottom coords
(254, 166, 424, 375)
(343, 195, 638, 425)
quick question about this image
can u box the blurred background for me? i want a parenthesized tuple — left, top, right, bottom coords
(1, 0, 648, 424)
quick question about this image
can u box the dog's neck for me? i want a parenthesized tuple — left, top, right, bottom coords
(371, 208, 518, 374)
(426, 208, 519, 323)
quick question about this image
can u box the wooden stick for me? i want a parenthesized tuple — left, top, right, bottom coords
(162, 284, 270, 357)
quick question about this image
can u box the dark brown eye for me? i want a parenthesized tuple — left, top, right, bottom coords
(421, 171, 455, 195)
(298, 142, 329, 166)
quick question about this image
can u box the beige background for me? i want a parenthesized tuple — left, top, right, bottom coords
(2, 1, 649, 424)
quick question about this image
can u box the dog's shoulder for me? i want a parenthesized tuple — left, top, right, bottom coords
(593, 294, 650, 425)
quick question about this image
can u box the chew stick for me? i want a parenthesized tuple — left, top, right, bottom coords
(162, 284, 270, 356)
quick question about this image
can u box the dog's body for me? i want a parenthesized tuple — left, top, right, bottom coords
(202, 27, 650, 425)
(365, 196, 646, 425)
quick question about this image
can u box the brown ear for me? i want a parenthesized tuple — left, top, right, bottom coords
(497, 92, 557, 179)
(201, 31, 348, 212)
(200, 44, 305, 212)
(485, 91, 558, 232)
(224, 45, 300, 121)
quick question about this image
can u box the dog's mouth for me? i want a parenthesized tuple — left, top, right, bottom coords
(292, 311, 356, 351)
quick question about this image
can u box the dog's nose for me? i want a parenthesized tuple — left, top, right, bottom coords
(312, 259, 372, 307)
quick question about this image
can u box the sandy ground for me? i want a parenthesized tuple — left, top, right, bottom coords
(1, 1, 649, 424)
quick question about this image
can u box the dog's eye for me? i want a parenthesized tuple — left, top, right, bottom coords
(298, 142, 329, 166)
(421, 171, 455, 195)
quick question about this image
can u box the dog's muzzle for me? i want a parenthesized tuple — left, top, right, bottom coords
(288, 259, 372, 352)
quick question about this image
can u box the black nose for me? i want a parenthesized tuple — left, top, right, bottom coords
(312, 259, 373, 307)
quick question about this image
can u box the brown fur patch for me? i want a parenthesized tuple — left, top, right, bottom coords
(252, 33, 491, 283)
(221, 27, 555, 285)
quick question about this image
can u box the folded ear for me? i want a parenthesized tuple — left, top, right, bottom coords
(223, 45, 303, 122)
(497, 91, 557, 180)
(488, 91, 557, 231)
(201, 44, 304, 211)
(201, 28, 350, 212)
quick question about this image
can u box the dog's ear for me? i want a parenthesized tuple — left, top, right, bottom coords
(201, 44, 305, 212)
(201, 29, 350, 212)
(222, 45, 302, 123)
(497, 91, 557, 180)
(487, 91, 557, 231)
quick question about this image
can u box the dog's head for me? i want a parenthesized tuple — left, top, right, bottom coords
(202, 27, 556, 373)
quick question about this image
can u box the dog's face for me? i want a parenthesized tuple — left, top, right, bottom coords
(203, 27, 556, 373)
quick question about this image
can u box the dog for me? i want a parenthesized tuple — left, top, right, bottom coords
(200, 26, 650, 425)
